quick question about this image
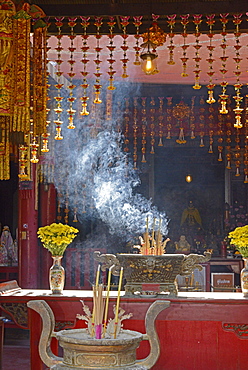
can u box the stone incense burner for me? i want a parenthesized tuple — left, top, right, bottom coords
(94, 251, 211, 296)
(28, 299, 170, 369)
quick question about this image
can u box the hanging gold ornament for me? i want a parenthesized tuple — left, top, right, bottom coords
(158, 97, 164, 146)
(123, 99, 130, 154)
(149, 97, 156, 154)
(133, 97, 138, 169)
(219, 13, 229, 114)
(67, 17, 77, 129)
(206, 14, 216, 104)
(80, 16, 90, 116)
(133, 16, 143, 65)
(141, 97, 147, 162)
(54, 17, 64, 140)
(232, 13, 243, 129)
(120, 16, 130, 78)
(180, 14, 190, 77)
(93, 16, 103, 104)
(167, 14, 176, 65)
(192, 14, 202, 89)
(107, 16, 116, 90)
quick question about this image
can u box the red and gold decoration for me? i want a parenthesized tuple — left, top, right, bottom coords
(120, 16, 130, 78)
(80, 16, 90, 116)
(106, 16, 116, 91)
(141, 97, 147, 163)
(133, 15, 143, 66)
(0, 0, 15, 179)
(93, 16, 103, 104)
(206, 14, 216, 104)
(123, 98, 130, 155)
(149, 97, 156, 154)
(133, 97, 138, 169)
(1, 8, 248, 183)
(232, 13, 243, 129)
(167, 14, 176, 65)
(219, 13, 229, 114)
(180, 14, 190, 77)
(67, 17, 77, 129)
(53, 16, 64, 140)
(158, 97, 164, 146)
(192, 14, 202, 90)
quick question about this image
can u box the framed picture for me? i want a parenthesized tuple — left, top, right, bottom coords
(211, 273, 235, 292)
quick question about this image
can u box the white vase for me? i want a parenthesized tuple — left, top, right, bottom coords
(241, 258, 248, 296)
(49, 256, 65, 294)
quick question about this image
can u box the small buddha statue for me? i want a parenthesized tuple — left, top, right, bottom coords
(175, 235, 191, 254)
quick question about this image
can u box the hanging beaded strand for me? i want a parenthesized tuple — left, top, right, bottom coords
(80, 17, 90, 116)
(133, 16, 143, 65)
(167, 14, 176, 65)
(206, 14, 216, 104)
(141, 97, 147, 163)
(232, 13, 243, 129)
(123, 98, 130, 155)
(120, 16, 130, 78)
(133, 97, 138, 169)
(232, 13, 243, 177)
(158, 97, 164, 146)
(41, 25, 51, 154)
(190, 96, 196, 140)
(67, 17, 77, 129)
(219, 13, 229, 114)
(192, 14, 203, 90)
(180, 14, 190, 77)
(93, 16, 103, 104)
(166, 97, 173, 139)
(107, 16, 116, 91)
(199, 97, 206, 147)
(53, 17, 65, 140)
(149, 97, 156, 154)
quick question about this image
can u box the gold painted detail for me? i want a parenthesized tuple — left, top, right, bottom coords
(55, 321, 74, 331)
(1, 302, 28, 328)
(223, 323, 248, 338)
(94, 252, 211, 296)
(180, 252, 211, 276)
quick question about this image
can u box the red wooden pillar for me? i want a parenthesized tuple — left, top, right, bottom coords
(18, 164, 39, 288)
(39, 183, 57, 288)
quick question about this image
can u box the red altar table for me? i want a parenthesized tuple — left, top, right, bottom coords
(1, 289, 248, 370)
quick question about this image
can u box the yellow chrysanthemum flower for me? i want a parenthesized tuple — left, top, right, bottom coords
(37, 223, 79, 256)
(228, 225, 248, 258)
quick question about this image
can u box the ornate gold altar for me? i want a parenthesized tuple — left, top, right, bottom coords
(94, 252, 211, 296)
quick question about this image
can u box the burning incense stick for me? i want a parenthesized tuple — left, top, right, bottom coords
(156, 218, 162, 255)
(114, 267, 123, 339)
(103, 265, 113, 337)
(93, 284, 105, 339)
(151, 217, 156, 254)
(95, 264, 100, 287)
(91, 264, 101, 337)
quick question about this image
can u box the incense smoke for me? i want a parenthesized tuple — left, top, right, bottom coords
(44, 82, 169, 241)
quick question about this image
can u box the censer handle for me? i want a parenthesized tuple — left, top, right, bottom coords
(137, 300, 170, 369)
(27, 300, 63, 368)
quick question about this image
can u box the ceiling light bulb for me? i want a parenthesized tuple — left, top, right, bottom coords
(185, 174, 192, 183)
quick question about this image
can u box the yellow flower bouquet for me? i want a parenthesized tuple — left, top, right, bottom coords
(37, 223, 79, 256)
(228, 225, 248, 258)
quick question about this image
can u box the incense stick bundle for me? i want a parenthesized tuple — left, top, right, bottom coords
(91, 264, 101, 337)
(114, 267, 123, 339)
(103, 266, 113, 337)
(93, 284, 105, 339)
